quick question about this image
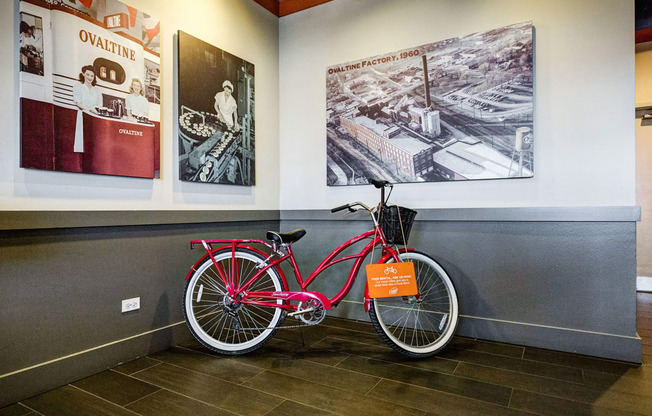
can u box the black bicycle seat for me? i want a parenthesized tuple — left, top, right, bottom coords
(266, 229, 306, 245)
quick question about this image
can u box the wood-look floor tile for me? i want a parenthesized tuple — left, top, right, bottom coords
(437, 346, 584, 383)
(112, 357, 161, 375)
(0, 403, 33, 416)
(449, 337, 525, 358)
(71, 370, 160, 406)
(279, 342, 351, 367)
(243, 370, 423, 416)
(295, 324, 387, 348)
(637, 317, 652, 330)
(274, 326, 330, 346)
(454, 362, 652, 414)
(509, 389, 642, 416)
(313, 337, 460, 374)
(522, 348, 649, 380)
(150, 347, 263, 383)
(233, 351, 381, 394)
(22, 385, 136, 416)
(130, 362, 282, 415)
(241, 336, 351, 367)
(643, 344, 652, 356)
(322, 316, 377, 334)
(125, 389, 236, 416)
(368, 379, 529, 416)
(583, 368, 652, 398)
(264, 400, 335, 416)
(337, 354, 511, 406)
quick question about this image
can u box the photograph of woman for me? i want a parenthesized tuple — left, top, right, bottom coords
(214, 80, 239, 131)
(177, 31, 255, 185)
(125, 77, 149, 119)
(72, 65, 102, 152)
(73, 65, 102, 113)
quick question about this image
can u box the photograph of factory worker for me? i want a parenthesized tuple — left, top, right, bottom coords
(214, 80, 239, 131)
(73, 65, 102, 113)
(20, 22, 43, 51)
(19, 19, 44, 75)
(125, 77, 149, 119)
(72, 65, 103, 152)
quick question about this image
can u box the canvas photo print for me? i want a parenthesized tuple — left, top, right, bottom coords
(177, 31, 255, 185)
(326, 21, 533, 185)
(19, 0, 161, 179)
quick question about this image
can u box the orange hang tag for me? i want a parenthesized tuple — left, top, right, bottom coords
(366, 262, 418, 298)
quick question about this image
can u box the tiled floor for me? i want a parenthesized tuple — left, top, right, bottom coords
(2, 292, 651, 416)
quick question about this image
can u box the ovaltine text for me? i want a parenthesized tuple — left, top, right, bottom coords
(79, 29, 136, 61)
(119, 129, 143, 136)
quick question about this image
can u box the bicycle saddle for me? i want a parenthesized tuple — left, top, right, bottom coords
(266, 229, 306, 245)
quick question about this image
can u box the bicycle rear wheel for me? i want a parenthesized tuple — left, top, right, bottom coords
(368, 251, 459, 358)
(183, 247, 285, 355)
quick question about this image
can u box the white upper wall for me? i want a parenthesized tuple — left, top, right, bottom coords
(279, 0, 635, 209)
(0, 0, 280, 210)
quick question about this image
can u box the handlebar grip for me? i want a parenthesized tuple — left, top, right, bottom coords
(369, 178, 391, 189)
(331, 204, 351, 213)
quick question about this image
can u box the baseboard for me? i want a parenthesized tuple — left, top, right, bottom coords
(0, 322, 193, 408)
(637, 276, 652, 292)
(456, 316, 642, 363)
(331, 300, 641, 363)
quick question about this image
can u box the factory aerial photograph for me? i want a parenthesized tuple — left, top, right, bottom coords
(326, 21, 534, 186)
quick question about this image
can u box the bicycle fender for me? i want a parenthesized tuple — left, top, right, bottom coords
(185, 244, 289, 291)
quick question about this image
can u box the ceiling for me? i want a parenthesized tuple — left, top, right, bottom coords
(252, 0, 333, 17)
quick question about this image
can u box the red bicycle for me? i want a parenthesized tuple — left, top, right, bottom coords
(183, 180, 459, 358)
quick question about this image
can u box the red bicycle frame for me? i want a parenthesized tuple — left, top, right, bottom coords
(187, 223, 407, 313)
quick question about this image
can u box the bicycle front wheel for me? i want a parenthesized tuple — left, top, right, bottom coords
(369, 251, 459, 358)
(183, 247, 285, 355)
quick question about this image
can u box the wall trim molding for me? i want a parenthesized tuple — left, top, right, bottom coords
(1, 206, 640, 231)
(0, 321, 193, 407)
(281, 206, 641, 222)
(0, 321, 186, 380)
(638, 276, 652, 292)
(340, 300, 641, 363)
(0, 210, 281, 231)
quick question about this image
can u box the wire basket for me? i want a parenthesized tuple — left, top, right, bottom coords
(377, 205, 417, 245)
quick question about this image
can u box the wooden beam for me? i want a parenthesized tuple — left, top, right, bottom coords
(252, 0, 280, 17)
(279, 0, 333, 17)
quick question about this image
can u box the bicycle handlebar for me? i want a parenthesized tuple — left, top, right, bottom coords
(331, 203, 353, 213)
(330, 201, 371, 213)
(331, 179, 393, 215)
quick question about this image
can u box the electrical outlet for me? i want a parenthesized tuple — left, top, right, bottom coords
(121, 297, 140, 313)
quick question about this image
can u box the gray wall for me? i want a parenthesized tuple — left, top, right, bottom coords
(0, 207, 642, 406)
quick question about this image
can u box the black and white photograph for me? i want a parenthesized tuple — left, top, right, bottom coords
(326, 21, 533, 186)
(177, 31, 255, 185)
(19, 13, 44, 76)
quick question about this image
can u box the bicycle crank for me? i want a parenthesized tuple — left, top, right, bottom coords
(291, 299, 325, 325)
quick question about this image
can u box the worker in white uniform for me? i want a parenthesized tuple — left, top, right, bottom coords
(125, 78, 149, 119)
(214, 80, 239, 131)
